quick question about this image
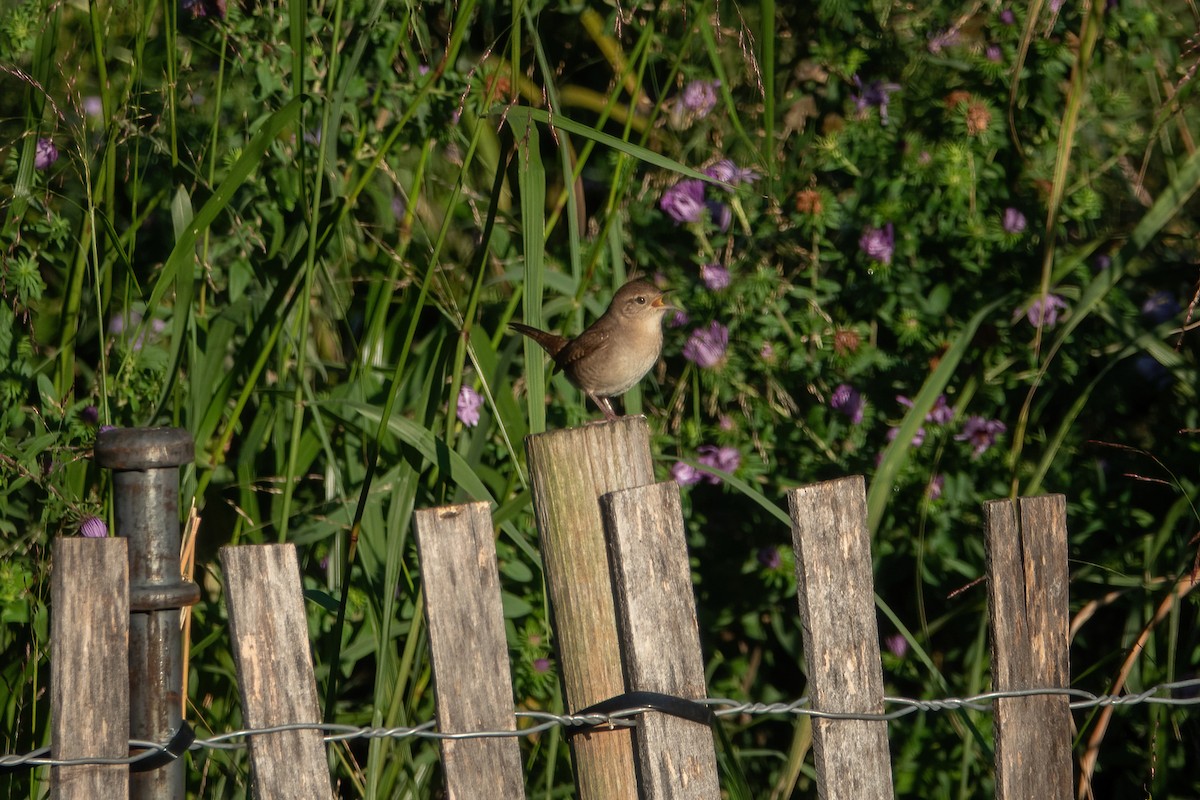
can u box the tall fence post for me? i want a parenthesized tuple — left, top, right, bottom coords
(984, 495, 1072, 800)
(787, 476, 894, 800)
(220, 545, 333, 800)
(50, 537, 130, 800)
(95, 427, 199, 800)
(415, 502, 525, 799)
(524, 418, 653, 800)
(601, 481, 721, 799)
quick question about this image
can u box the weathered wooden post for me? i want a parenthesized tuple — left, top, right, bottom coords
(414, 502, 525, 799)
(95, 427, 199, 800)
(50, 537, 130, 800)
(984, 494, 1072, 800)
(787, 476, 894, 800)
(601, 480, 721, 799)
(220, 545, 333, 800)
(524, 417, 653, 800)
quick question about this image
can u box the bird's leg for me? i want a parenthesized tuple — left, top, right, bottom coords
(590, 394, 620, 421)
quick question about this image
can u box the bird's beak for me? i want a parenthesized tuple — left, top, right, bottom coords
(653, 291, 677, 310)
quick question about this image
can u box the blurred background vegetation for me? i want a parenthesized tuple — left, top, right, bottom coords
(2, 0, 1198, 796)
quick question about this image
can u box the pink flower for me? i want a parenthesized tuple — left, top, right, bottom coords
(456, 386, 483, 427)
(859, 223, 895, 265)
(660, 179, 707, 224)
(80, 516, 108, 538)
(35, 138, 58, 170)
(1020, 294, 1068, 327)
(1002, 207, 1027, 234)
(681, 80, 720, 113)
(697, 445, 740, 483)
(955, 416, 1006, 458)
(700, 263, 731, 290)
(704, 160, 759, 187)
(830, 384, 865, 424)
(682, 322, 729, 368)
(926, 474, 945, 500)
(671, 461, 702, 486)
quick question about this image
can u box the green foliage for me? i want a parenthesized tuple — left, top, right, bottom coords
(2, 0, 1199, 796)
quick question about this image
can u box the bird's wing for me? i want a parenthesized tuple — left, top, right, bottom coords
(557, 327, 611, 368)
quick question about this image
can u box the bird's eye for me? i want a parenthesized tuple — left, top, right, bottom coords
(636, 296, 646, 304)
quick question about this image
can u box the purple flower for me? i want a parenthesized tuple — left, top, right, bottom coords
(887, 425, 926, 447)
(83, 96, 103, 118)
(682, 322, 729, 368)
(859, 223, 895, 266)
(999, 8, 1016, 24)
(668, 309, 690, 328)
(927, 29, 960, 54)
(80, 405, 99, 425)
(885, 633, 909, 658)
(830, 384, 865, 424)
(456, 386, 483, 427)
(851, 76, 901, 125)
(700, 263, 731, 290)
(928, 395, 954, 425)
(926, 474, 945, 500)
(35, 138, 58, 170)
(181, 0, 227, 18)
(705, 159, 760, 188)
(80, 516, 108, 538)
(671, 461, 703, 486)
(1021, 294, 1068, 327)
(660, 179, 707, 224)
(707, 200, 732, 232)
(986, 45, 1002, 62)
(1141, 291, 1180, 324)
(1002, 207, 1027, 234)
(757, 547, 783, 570)
(533, 657, 551, 673)
(1093, 254, 1112, 272)
(697, 445, 740, 483)
(955, 416, 1006, 458)
(681, 80, 721, 114)
(896, 394, 954, 425)
(760, 342, 776, 361)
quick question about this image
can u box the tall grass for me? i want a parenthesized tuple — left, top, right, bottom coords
(2, 0, 1199, 797)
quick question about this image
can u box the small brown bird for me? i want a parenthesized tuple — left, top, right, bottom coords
(511, 278, 674, 420)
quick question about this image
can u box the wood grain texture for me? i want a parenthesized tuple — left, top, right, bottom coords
(984, 495, 1072, 800)
(220, 545, 333, 800)
(51, 537, 130, 800)
(787, 476, 894, 800)
(601, 481, 720, 799)
(525, 417, 653, 800)
(415, 502, 525, 800)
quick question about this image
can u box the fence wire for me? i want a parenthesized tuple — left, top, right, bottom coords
(3, 677, 1198, 771)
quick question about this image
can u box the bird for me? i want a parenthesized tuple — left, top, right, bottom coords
(511, 278, 674, 421)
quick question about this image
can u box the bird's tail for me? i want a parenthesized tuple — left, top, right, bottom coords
(509, 322, 568, 358)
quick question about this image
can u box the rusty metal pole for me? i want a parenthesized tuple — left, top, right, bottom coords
(96, 427, 199, 800)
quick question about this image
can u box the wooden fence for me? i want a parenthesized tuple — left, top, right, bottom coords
(49, 418, 1078, 799)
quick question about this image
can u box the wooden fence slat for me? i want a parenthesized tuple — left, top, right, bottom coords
(220, 545, 333, 800)
(787, 476, 894, 800)
(525, 417, 653, 800)
(984, 495, 1072, 800)
(601, 481, 721, 799)
(51, 537, 130, 800)
(415, 502, 525, 799)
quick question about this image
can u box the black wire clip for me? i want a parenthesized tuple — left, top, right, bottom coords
(566, 691, 714, 738)
(131, 722, 195, 772)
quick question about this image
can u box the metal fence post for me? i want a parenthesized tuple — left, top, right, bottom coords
(96, 427, 199, 800)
